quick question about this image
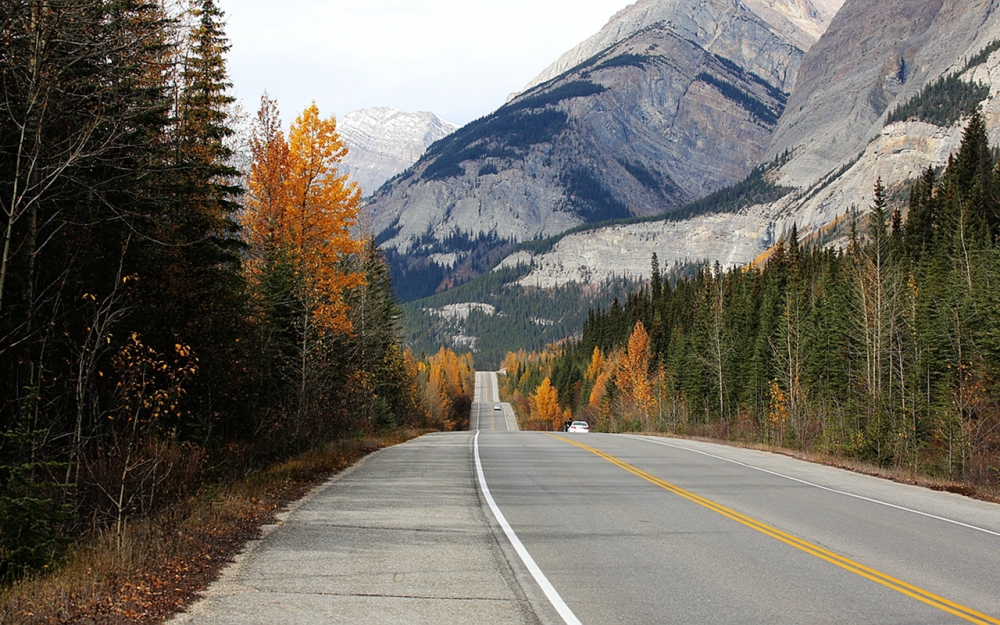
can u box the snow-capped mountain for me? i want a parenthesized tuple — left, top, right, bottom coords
(338, 107, 457, 198)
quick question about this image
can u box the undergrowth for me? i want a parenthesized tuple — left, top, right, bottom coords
(0, 430, 422, 624)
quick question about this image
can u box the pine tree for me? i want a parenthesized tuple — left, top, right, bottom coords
(1, 0, 178, 578)
(651, 252, 662, 304)
(852, 178, 899, 463)
(339, 239, 414, 431)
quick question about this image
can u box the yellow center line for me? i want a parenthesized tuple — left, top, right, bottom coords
(547, 434, 1000, 625)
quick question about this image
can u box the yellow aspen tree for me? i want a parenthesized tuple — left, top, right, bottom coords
(530, 377, 562, 430)
(240, 99, 364, 429)
(401, 347, 427, 423)
(585, 346, 605, 382)
(589, 371, 610, 408)
(618, 321, 653, 421)
(427, 357, 454, 427)
(285, 102, 364, 334)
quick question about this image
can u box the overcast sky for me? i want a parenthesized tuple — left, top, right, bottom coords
(221, 0, 631, 127)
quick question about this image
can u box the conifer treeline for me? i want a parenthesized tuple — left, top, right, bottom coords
(508, 112, 1000, 490)
(0, 0, 466, 582)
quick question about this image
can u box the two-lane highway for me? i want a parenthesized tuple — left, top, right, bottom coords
(471, 371, 518, 431)
(473, 430, 1000, 624)
(470, 373, 1000, 624)
(176, 371, 999, 624)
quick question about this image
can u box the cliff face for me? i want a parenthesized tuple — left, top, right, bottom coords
(766, 0, 949, 187)
(759, 0, 1000, 236)
(338, 107, 457, 198)
(365, 0, 833, 299)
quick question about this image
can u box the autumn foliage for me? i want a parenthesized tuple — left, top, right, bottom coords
(0, 0, 429, 592)
(615, 321, 655, 422)
(416, 347, 474, 430)
(242, 97, 363, 336)
(503, 114, 1000, 498)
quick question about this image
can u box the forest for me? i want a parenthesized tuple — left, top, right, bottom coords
(402, 263, 639, 368)
(0, 0, 471, 588)
(504, 111, 1000, 493)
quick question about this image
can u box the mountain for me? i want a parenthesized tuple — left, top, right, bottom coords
(505, 0, 1000, 288)
(395, 0, 1000, 363)
(338, 107, 457, 198)
(366, 0, 843, 301)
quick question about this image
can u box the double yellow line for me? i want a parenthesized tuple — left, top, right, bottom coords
(549, 434, 1000, 625)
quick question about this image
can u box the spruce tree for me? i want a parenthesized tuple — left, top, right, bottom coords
(143, 0, 247, 439)
(904, 167, 937, 262)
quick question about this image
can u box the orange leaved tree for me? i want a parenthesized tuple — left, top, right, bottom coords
(241, 97, 364, 434)
(285, 102, 364, 334)
(616, 320, 654, 427)
(417, 347, 474, 429)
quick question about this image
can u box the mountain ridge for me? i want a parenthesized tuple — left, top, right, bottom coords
(366, 0, 832, 300)
(509, 0, 1000, 289)
(517, 0, 842, 95)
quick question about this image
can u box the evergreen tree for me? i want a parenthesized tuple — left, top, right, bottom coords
(143, 0, 248, 439)
(1, 0, 178, 577)
(651, 252, 662, 304)
(904, 167, 937, 262)
(338, 239, 416, 431)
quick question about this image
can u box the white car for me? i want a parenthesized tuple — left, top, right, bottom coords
(566, 421, 590, 433)
(494, 403, 502, 411)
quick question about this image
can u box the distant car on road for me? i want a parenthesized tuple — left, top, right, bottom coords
(494, 403, 501, 411)
(566, 421, 590, 433)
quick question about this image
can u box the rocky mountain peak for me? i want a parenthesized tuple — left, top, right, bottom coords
(366, 0, 838, 301)
(765, 0, 993, 188)
(338, 107, 457, 197)
(517, 0, 845, 96)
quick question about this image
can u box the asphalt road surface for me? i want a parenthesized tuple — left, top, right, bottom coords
(174, 373, 1000, 624)
(477, 431, 1000, 624)
(471, 371, 518, 431)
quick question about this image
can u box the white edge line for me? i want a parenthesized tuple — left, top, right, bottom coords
(631, 435, 1000, 539)
(474, 431, 582, 625)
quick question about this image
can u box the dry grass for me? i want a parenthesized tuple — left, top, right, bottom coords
(0, 430, 424, 624)
(673, 433, 1000, 504)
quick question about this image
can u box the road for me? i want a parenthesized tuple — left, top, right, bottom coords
(471, 370, 518, 431)
(174, 372, 1000, 624)
(477, 432, 1000, 624)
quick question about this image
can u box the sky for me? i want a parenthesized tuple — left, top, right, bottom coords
(221, 0, 631, 127)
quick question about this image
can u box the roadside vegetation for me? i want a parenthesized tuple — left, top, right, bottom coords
(0, 434, 414, 624)
(0, 0, 474, 617)
(504, 112, 1000, 500)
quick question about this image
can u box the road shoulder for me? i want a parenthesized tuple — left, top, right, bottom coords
(170, 432, 539, 625)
